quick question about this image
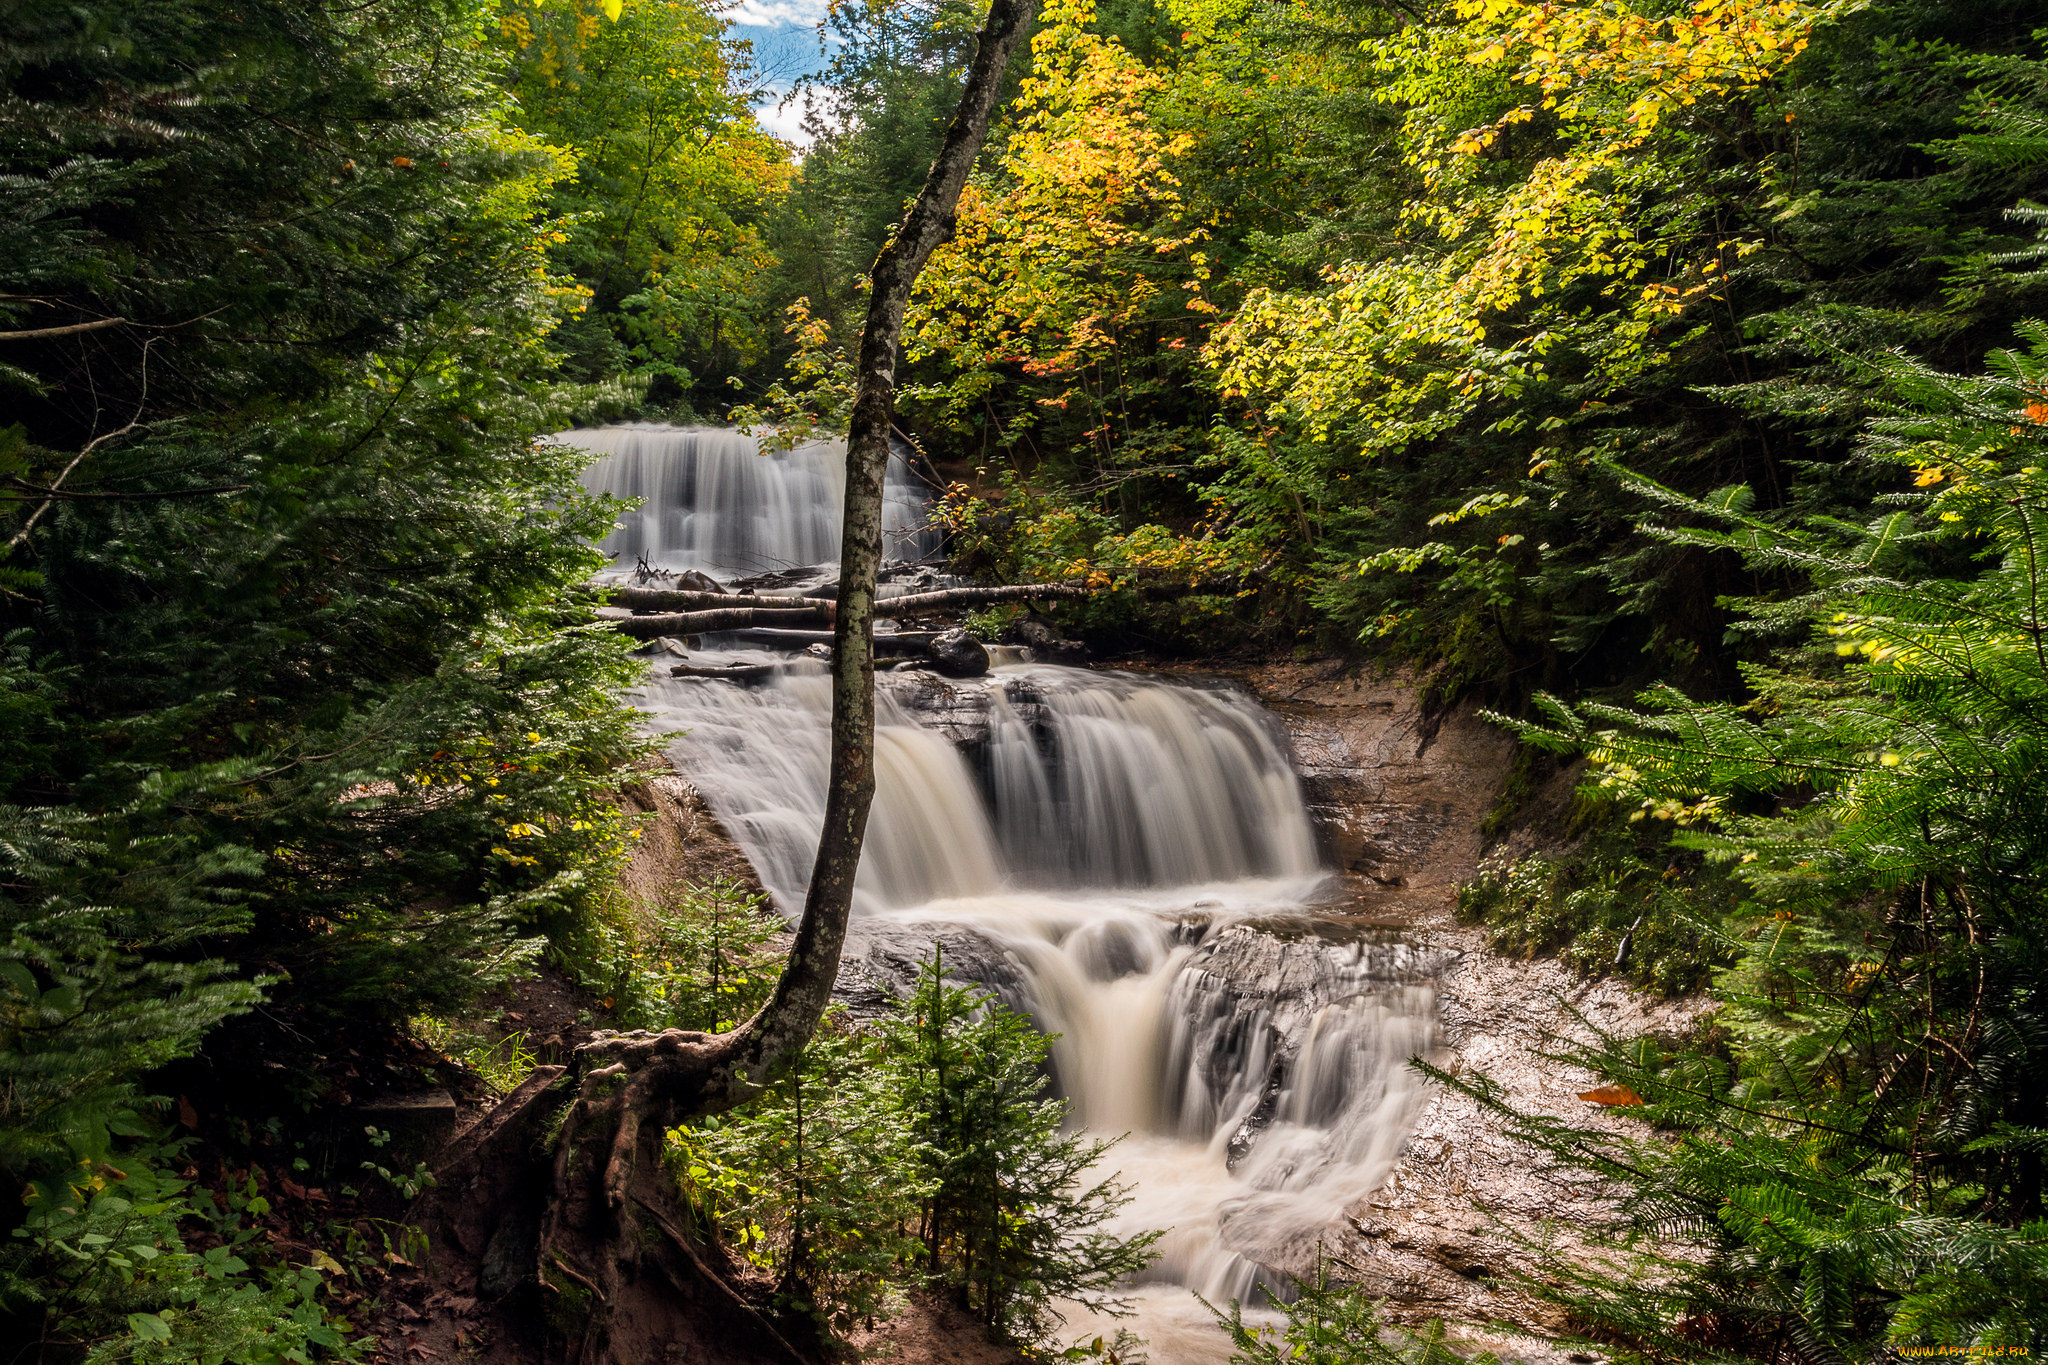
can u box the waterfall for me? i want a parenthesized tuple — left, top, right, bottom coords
(640, 662, 1441, 1358)
(639, 663, 1321, 914)
(561, 424, 941, 578)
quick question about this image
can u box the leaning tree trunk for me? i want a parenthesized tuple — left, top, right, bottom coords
(414, 4, 1041, 1360)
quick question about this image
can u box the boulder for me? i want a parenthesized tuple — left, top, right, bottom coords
(928, 628, 990, 678)
(1010, 615, 1089, 665)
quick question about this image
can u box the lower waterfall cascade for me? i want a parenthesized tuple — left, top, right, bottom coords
(639, 662, 1444, 1360)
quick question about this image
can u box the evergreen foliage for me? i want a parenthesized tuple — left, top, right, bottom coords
(672, 949, 1159, 1349)
(880, 949, 1161, 1341)
(758, 0, 997, 338)
(1, 0, 651, 1354)
(1444, 328, 2048, 1359)
(680, 1012, 927, 1333)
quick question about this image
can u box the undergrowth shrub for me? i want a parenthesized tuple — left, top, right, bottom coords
(1210, 1257, 1498, 1364)
(1456, 823, 1742, 996)
(409, 1017, 539, 1096)
(4, 1135, 366, 1365)
(562, 878, 784, 1032)
(666, 948, 1159, 1350)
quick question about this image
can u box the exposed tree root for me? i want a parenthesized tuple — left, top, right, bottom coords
(634, 1194, 812, 1365)
(419, 1029, 817, 1363)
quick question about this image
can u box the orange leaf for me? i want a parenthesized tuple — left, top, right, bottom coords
(1578, 1084, 1644, 1106)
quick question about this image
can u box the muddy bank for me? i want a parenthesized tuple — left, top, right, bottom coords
(615, 767, 774, 906)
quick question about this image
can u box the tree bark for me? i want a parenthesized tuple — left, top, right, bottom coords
(418, 3, 1043, 1357)
(754, 0, 1041, 1094)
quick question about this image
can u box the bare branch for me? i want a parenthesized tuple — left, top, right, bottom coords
(0, 316, 127, 342)
(5, 339, 156, 554)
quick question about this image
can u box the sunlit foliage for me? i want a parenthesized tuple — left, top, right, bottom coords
(498, 0, 794, 398)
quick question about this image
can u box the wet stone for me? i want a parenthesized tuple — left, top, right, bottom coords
(929, 628, 991, 678)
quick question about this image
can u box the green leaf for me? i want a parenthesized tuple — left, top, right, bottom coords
(0, 960, 36, 999)
(127, 1312, 173, 1342)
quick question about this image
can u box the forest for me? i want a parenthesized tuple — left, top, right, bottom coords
(2, 0, 2044, 1362)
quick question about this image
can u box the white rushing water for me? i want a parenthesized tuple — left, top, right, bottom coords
(561, 424, 941, 578)
(639, 663, 1439, 1360)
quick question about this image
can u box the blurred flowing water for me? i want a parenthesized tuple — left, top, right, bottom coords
(640, 663, 1443, 1359)
(562, 424, 941, 578)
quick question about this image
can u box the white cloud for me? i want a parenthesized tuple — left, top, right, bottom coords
(724, 0, 829, 28)
(754, 93, 812, 148)
(752, 83, 842, 153)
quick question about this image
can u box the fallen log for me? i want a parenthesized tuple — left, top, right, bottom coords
(882, 579, 1092, 613)
(610, 605, 826, 638)
(609, 588, 830, 612)
(667, 662, 781, 681)
(726, 629, 936, 653)
(599, 573, 1251, 635)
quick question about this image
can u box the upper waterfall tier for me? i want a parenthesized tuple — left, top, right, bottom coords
(638, 663, 1326, 915)
(562, 424, 941, 578)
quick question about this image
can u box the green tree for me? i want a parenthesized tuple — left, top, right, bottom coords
(758, 0, 994, 342)
(496, 0, 792, 399)
(679, 1014, 928, 1332)
(0, 0, 644, 1354)
(880, 948, 1160, 1343)
(1454, 326, 2048, 1359)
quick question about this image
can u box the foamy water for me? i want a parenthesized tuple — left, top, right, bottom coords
(638, 662, 1438, 1355)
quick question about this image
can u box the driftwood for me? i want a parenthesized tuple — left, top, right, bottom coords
(603, 574, 1252, 639)
(414, 2, 1044, 1360)
(667, 662, 781, 680)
